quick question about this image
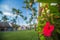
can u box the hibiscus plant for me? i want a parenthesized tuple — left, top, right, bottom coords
(37, 2, 60, 40)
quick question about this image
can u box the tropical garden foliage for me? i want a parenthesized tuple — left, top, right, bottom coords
(37, 0, 60, 40)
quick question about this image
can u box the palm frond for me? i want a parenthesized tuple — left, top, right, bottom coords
(0, 11, 3, 14)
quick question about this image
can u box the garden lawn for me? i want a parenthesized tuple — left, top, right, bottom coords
(0, 30, 38, 40)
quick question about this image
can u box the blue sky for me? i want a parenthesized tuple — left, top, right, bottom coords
(0, 0, 38, 26)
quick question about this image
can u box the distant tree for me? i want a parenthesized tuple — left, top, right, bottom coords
(0, 11, 3, 21)
(0, 11, 3, 14)
(12, 8, 22, 24)
(12, 8, 26, 30)
(23, 0, 30, 21)
(2, 15, 8, 22)
(23, 0, 37, 30)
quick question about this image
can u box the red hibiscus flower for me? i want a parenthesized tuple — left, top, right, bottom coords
(43, 21, 54, 37)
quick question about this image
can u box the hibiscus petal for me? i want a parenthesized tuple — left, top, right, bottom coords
(49, 25, 54, 32)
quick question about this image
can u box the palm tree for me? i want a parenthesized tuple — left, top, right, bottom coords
(12, 8, 22, 24)
(0, 11, 3, 21)
(23, 0, 30, 9)
(29, 16, 33, 29)
(12, 8, 26, 30)
(2, 15, 8, 22)
(23, 0, 36, 12)
(12, 18, 16, 24)
(23, 0, 30, 21)
(23, 0, 37, 30)
(0, 11, 3, 14)
(29, 1, 37, 31)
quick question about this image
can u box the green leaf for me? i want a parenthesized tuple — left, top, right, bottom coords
(40, 35, 45, 40)
(37, 0, 60, 3)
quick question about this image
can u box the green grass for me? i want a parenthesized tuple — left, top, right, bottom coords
(0, 30, 38, 40)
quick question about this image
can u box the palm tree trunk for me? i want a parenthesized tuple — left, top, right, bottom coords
(30, 6, 35, 30)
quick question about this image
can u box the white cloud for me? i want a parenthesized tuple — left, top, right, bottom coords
(0, 4, 18, 17)
(3, 11, 17, 17)
(0, 4, 11, 11)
